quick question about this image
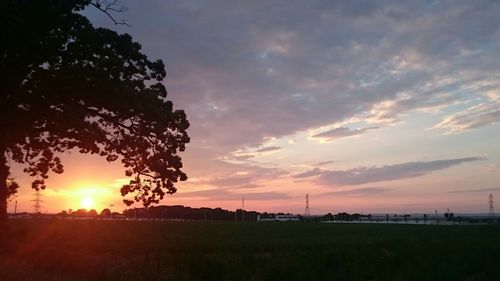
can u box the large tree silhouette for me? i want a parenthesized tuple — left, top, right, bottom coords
(0, 0, 189, 222)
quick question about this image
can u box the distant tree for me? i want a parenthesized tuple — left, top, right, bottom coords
(323, 213, 334, 221)
(337, 212, 350, 221)
(100, 208, 112, 217)
(0, 0, 189, 224)
(122, 205, 260, 222)
(88, 209, 98, 217)
(444, 212, 454, 221)
(73, 209, 88, 217)
(404, 214, 410, 223)
(58, 210, 68, 218)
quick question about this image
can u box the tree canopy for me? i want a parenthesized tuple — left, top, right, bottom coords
(0, 0, 190, 221)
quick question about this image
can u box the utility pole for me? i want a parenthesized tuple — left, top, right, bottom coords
(242, 196, 245, 222)
(305, 193, 310, 217)
(489, 194, 494, 217)
(32, 189, 43, 214)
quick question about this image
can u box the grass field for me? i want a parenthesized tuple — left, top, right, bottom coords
(1, 220, 499, 281)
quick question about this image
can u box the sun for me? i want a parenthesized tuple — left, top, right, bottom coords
(81, 196, 94, 209)
(73, 186, 111, 211)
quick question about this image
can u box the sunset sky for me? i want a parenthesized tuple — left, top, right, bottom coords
(10, 0, 500, 214)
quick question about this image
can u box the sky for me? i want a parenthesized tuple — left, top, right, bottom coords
(10, 0, 500, 215)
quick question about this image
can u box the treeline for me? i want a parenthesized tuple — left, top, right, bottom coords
(321, 212, 370, 221)
(53, 205, 307, 221)
(57, 208, 121, 218)
(53, 207, 499, 224)
(123, 205, 263, 221)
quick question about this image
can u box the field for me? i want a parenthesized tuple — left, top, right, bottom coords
(1, 220, 500, 281)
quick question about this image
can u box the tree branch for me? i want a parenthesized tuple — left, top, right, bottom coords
(89, 0, 130, 26)
(85, 107, 134, 131)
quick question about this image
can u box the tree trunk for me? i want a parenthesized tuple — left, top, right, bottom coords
(0, 151, 9, 252)
(0, 191, 6, 223)
(0, 151, 9, 224)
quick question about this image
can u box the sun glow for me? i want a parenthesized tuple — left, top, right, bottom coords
(81, 196, 94, 209)
(70, 185, 114, 211)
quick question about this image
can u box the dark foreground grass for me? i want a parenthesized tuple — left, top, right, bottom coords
(1, 220, 499, 281)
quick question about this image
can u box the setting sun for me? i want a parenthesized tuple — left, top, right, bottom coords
(68, 186, 113, 211)
(81, 197, 94, 209)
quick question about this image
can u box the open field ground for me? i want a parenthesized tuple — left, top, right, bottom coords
(1, 220, 500, 281)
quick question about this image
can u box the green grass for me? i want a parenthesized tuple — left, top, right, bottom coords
(1, 220, 500, 281)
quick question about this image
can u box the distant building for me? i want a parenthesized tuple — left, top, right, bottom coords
(275, 215, 300, 221)
(257, 214, 300, 222)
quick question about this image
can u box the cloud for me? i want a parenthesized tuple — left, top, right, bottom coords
(242, 192, 291, 200)
(220, 146, 281, 164)
(450, 187, 500, 193)
(293, 168, 326, 178)
(255, 146, 282, 153)
(315, 160, 335, 166)
(176, 188, 290, 201)
(433, 91, 500, 133)
(317, 157, 484, 186)
(311, 126, 378, 141)
(81, 1, 500, 208)
(206, 175, 256, 188)
(198, 165, 288, 188)
(321, 187, 391, 196)
(221, 154, 256, 162)
(85, 1, 500, 155)
(229, 183, 262, 189)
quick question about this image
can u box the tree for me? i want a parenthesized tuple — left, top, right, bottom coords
(6, 178, 19, 201)
(100, 208, 111, 217)
(58, 210, 68, 218)
(73, 209, 89, 217)
(87, 209, 98, 217)
(0, 0, 190, 223)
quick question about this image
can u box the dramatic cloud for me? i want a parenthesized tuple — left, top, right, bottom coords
(436, 109, 500, 134)
(55, 1, 500, 213)
(312, 126, 378, 141)
(317, 157, 484, 186)
(86, 0, 500, 154)
(433, 92, 500, 133)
